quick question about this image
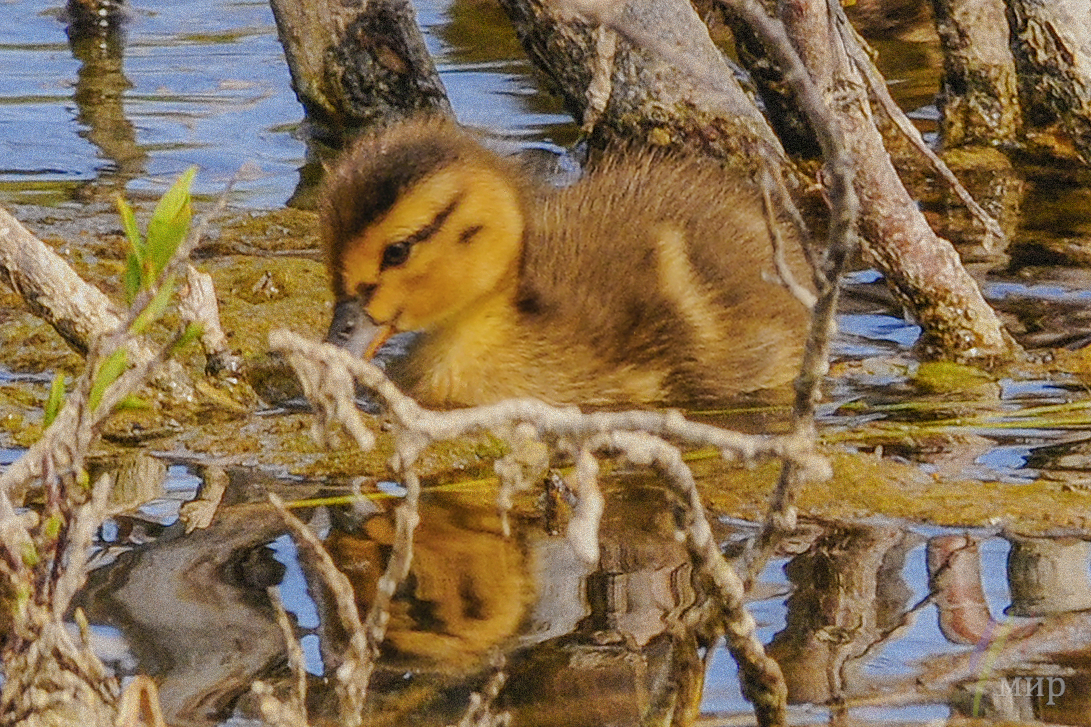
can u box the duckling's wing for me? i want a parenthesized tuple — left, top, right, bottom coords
(522, 151, 813, 402)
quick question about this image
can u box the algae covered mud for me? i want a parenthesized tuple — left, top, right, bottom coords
(4, 0, 1091, 725)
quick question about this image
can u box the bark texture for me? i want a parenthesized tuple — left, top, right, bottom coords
(1008, 0, 1091, 163)
(722, 0, 822, 158)
(498, 0, 789, 168)
(0, 209, 123, 357)
(0, 208, 195, 397)
(930, 0, 1022, 148)
(783, 0, 1015, 360)
(269, 0, 451, 145)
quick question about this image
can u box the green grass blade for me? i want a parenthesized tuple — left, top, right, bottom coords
(89, 349, 129, 412)
(43, 373, 65, 428)
(144, 166, 197, 284)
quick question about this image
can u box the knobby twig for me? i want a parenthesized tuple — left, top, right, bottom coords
(715, 0, 856, 587)
(270, 330, 824, 727)
(832, 6, 1005, 248)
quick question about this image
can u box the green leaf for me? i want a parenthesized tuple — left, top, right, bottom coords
(129, 271, 178, 335)
(117, 394, 150, 411)
(115, 195, 144, 259)
(172, 321, 205, 353)
(43, 373, 65, 428)
(117, 195, 146, 304)
(89, 348, 129, 411)
(144, 167, 197, 285)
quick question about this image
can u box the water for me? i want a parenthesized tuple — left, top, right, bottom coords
(2, 0, 300, 205)
(0, 0, 572, 208)
(75, 463, 1091, 726)
(5, 1, 1091, 725)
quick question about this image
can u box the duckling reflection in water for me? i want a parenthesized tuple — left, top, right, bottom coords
(323, 115, 813, 408)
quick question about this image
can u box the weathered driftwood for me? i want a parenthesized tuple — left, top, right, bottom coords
(720, 0, 1004, 244)
(782, 0, 1015, 360)
(1008, 0, 1091, 163)
(498, 0, 789, 168)
(717, 0, 823, 159)
(0, 209, 125, 357)
(0, 208, 196, 398)
(495, 0, 1015, 359)
(268, 0, 451, 145)
(930, 0, 1021, 148)
(835, 20, 1007, 246)
(179, 264, 242, 376)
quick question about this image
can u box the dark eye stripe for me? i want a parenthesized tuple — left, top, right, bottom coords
(378, 193, 464, 272)
(458, 224, 484, 244)
(402, 193, 463, 247)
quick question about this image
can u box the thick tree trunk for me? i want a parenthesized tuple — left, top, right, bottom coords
(930, 0, 1022, 148)
(1007, 0, 1091, 163)
(497, 0, 790, 169)
(782, 0, 1016, 360)
(268, 0, 451, 145)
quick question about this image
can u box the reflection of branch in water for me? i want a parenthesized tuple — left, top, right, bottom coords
(270, 329, 822, 727)
(766, 524, 912, 705)
(450, 654, 508, 727)
(259, 586, 309, 727)
(266, 491, 411, 727)
(67, 17, 147, 200)
(65, 0, 128, 39)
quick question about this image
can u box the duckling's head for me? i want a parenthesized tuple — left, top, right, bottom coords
(322, 116, 527, 358)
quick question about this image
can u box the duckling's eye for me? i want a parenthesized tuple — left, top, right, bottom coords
(381, 241, 412, 270)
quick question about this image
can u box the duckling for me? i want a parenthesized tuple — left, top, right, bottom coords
(322, 115, 813, 408)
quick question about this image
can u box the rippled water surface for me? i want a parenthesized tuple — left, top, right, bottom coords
(6, 2, 1091, 726)
(0, 0, 571, 207)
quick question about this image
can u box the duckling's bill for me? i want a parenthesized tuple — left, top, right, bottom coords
(327, 298, 395, 360)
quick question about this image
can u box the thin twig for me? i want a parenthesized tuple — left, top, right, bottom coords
(50, 472, 113, 622)
(267, 493, 373, 727)
(266, 585, 309, 719)
(760, 169, 817, 309)
(270, 330, 807, 727)
(270, 330, 823, 472)
(716, 0, 855, 588)
(831, 5, 1005, 249)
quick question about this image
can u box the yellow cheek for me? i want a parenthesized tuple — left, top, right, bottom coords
(336, 163, 525, 331)
(380, 263, 461, 330)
